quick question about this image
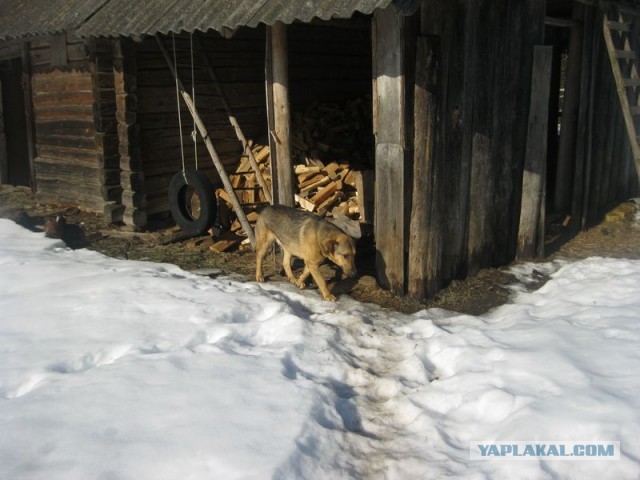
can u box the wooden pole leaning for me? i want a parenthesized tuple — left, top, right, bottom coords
(155, 34, 256, 247)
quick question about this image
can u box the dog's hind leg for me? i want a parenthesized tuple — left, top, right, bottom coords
(255, 223, 274, 282)
(295, 266, 311, 289)
(282, 249, 298, 285)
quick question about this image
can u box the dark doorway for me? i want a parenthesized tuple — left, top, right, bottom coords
(0, 58, 30, 186)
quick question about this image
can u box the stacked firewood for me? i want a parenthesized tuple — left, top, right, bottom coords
(291, 98, 373, 170)
(211, 99, 374, 252)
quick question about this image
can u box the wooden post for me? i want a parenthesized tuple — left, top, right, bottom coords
(517, 46, 553, 260)
(266, 22, 294, 207)
(373, 7, 407, 295)
(21, 41, 37, 192)
(554, 2, 584, 213)
(408, 35, 441, 299)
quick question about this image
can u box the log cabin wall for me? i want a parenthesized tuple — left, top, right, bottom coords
(133, 28, 267, 219)
(29, 34, 120, 213)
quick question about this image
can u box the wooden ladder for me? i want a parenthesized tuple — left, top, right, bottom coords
(602, 5, 640, 183)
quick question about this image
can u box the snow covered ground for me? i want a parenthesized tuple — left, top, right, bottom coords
(1, 217, 639, 480)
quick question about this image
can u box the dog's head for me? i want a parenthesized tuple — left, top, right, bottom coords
(321, 233, 357, 278)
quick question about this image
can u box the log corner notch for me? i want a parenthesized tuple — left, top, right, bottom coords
(373, 6, 413, 295)
(265, 21, 294, 207)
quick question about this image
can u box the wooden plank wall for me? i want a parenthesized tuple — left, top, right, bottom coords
(405, 0, 546, 297)
(134, 29, 266, 217)
(29, 34, 119, 213)
(577, 5, 640, 227)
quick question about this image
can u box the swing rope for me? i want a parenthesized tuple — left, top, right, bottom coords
(190, 32, 198, 170)
(172, 32, 187, 181)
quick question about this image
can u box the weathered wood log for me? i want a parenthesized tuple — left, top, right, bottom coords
(311, 180, 341, 205)
(295, 194, 316, 212)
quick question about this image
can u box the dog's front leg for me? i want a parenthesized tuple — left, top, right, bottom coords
(307, 264, 336, 301)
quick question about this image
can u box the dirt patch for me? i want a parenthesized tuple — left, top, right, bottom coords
(2, 184, 639, 315)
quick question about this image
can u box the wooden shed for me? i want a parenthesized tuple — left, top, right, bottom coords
(1, 0, 639, 300)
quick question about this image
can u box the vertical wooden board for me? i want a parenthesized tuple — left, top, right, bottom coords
(375, 143, 405, 292)
(466, 0, 502, 274)
(587, 30, 612, 224)
(517, 46, 553, 260)
(435, 0, 474, 283)
(373, 6, 406, 295)
(408, 35, 441, 299)
(494, 0, 545, 264)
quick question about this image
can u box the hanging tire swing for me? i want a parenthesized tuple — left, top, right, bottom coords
(168, 170, 216, 236)
(167, 32, 217, 236)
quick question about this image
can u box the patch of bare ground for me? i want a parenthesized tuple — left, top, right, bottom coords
(1, 184, 638, 315)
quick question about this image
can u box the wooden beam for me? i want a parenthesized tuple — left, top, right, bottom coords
(517, 46, 553, 260)
(373, 7, 406, 295)
(267, 22, 294, 207)
(545, 16, 579, 28)
(408, 35, 441, 299)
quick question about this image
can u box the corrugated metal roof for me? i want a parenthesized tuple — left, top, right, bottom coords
(75, 0, 415, 37)
(0, 0, 109, 39)
(0, 0, 418, 40)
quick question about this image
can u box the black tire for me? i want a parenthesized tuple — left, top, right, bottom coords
(168, 170, 217, 236)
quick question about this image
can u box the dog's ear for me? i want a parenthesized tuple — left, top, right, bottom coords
(320, 238, 336, 257)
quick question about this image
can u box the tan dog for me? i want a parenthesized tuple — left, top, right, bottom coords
(255, 205, 357, 301)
